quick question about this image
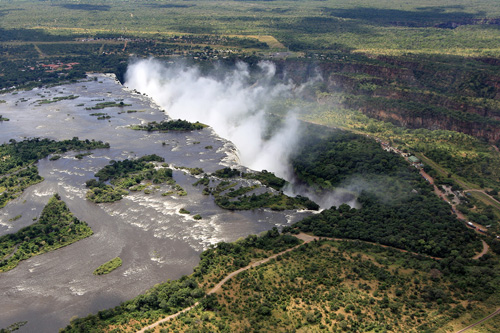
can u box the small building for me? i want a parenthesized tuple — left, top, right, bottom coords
(408, 156, 420, 163)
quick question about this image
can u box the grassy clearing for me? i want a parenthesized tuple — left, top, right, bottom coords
(231, 35, 285, 49)
(469, 191, 500, 213)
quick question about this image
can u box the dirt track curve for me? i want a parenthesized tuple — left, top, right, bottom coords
(137, 233, 493, 332)
(137, 233, 445, 332)
(455, 307, 500, 332)
(137, 233, 319, 332)
(473, 240, 490, 260)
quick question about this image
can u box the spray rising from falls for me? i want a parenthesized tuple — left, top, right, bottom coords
(125, 59, 300, 178)
(124, 58, 357, 209)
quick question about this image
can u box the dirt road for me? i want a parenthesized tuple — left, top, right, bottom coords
(137, 233, 445, 332)
(420, 169, 489, 259)
(455, 307, 500, 333)
(137, 234, 319, 332)
(473, 240, 490, 260)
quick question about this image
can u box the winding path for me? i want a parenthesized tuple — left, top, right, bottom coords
(455, 307, 500, 333)
(420, 168, 490, 260)
(137, 231, 493, 332)
(473, 240, 490, 260)
(136, 303, 200, 333)
(137, 233, 442, 332)
(137, 234, 318, 332)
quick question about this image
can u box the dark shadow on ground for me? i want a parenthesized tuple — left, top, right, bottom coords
(323, 6, 487, 28)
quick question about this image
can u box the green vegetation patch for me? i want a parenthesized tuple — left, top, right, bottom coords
(130, 119, 207, 132)
(0, 194, 93, 272)
(212, 168, 287, 191)
(93, 257, 122, 275)
(176, 166, 204, 175)
(8, 215, 21, 222)
(62, 275, 204, 332)
(214, 189, 318, 211)
(74, 152, 92, 160)
(244, 170, 287, 191)
(195, 228, 302, 289)
(85, 101, 131, 110)
(85, 154, 175, 203)
(36, 95, 78, 105)
(0, 115, 9, 122)
(212, 167, 242, 179)
(0, 166, 42, 209)
(0, 321, 27, 332)
(85, 182, 128, 203)
(179, 208, 190, 214)
(0, 137, 109, 208)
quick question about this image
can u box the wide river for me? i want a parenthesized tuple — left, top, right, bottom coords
(0, 74, 311, 332)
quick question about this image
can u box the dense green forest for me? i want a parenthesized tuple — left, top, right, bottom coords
(85, 154, 174, 203)
(0, 138, 110, 208)
(292, 98, 500, 189)
(289, 131, 480, 258)
(0, 194, 93, 272)
(290, 102, 500, 233)
(291, 132, 410, 191)
(0, 137, 109, 175)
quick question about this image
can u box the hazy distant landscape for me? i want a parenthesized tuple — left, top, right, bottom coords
(1, 1, 500, 332)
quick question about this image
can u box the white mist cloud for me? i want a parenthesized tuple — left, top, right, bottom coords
(124, 58, 300, 179)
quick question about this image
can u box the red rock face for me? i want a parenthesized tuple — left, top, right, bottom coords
(362, 107, 500, 143)
(273, 59, 500, 143)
